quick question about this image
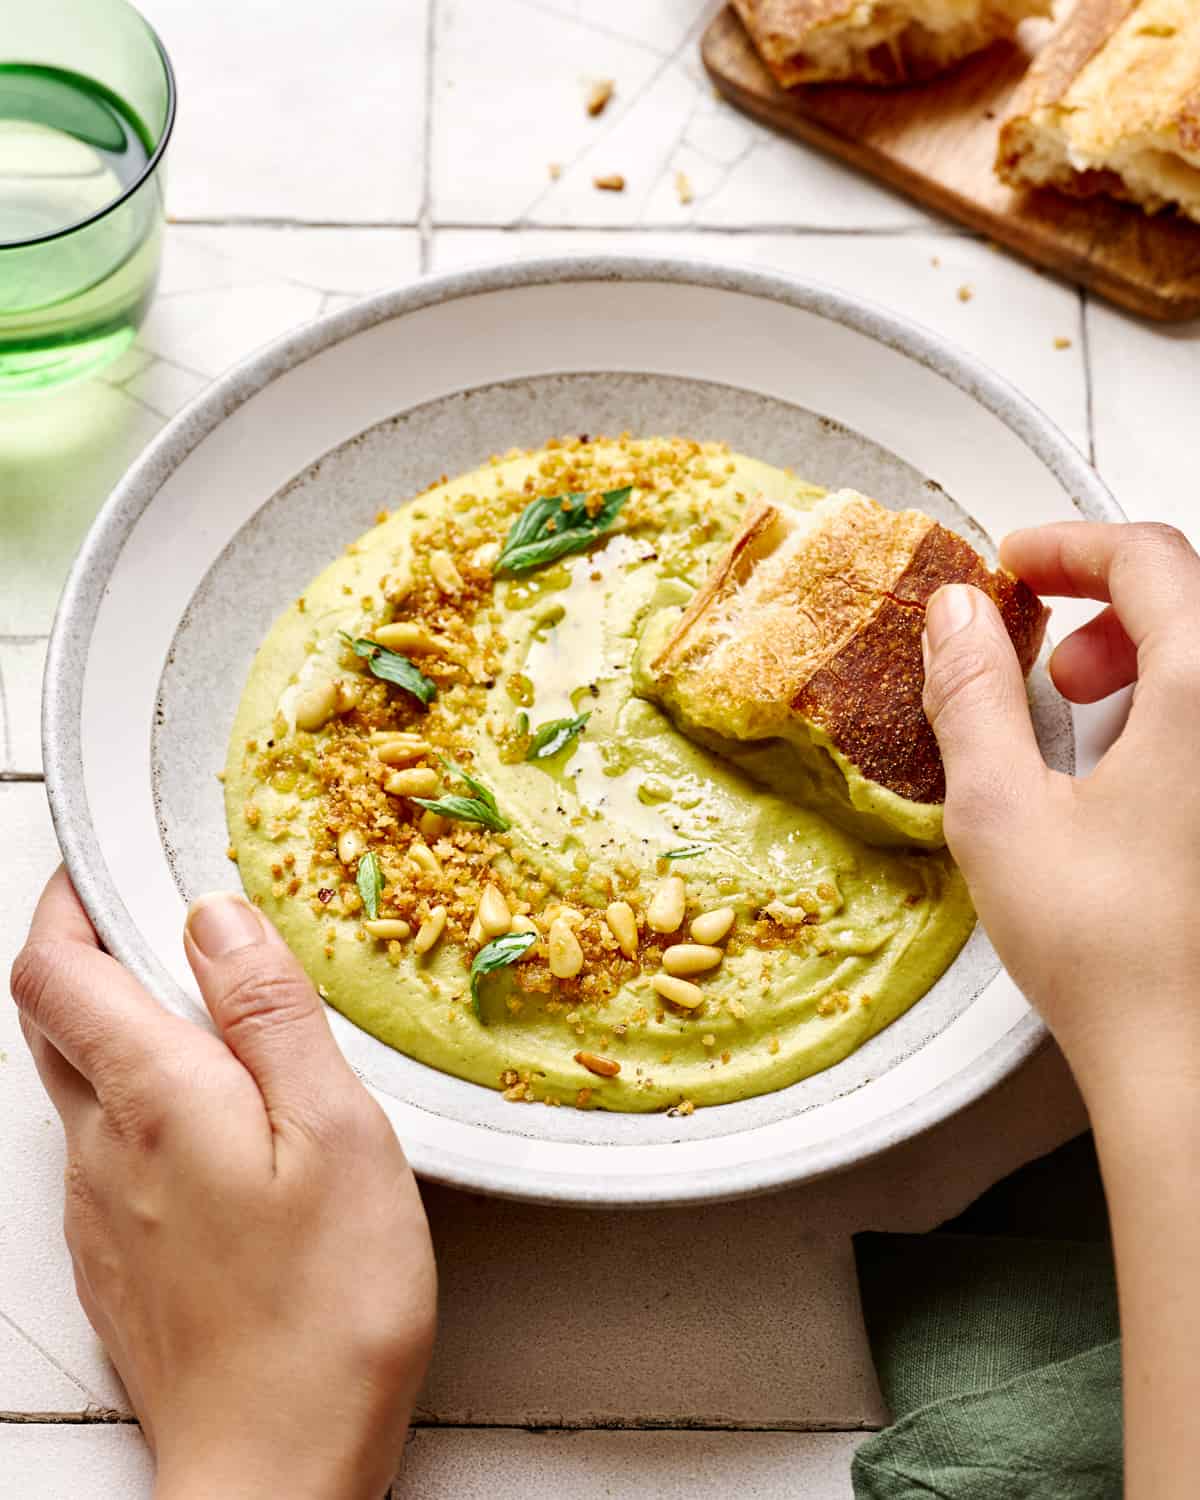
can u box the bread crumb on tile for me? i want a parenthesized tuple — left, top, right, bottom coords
(675, 170, 694, 205)
(586, 79, 614, 117)
(957, 284, 973, 302)
(593, 173, 626, 192)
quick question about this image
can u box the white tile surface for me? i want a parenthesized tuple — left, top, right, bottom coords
(0, 1423, 864, 1500)
(0, 785, 127, 1412)
(432, 229, 1089, 452)
(0, 1317, 97, 1417)
(0, 1425, 153, 1500)
(138, 0, 430, 222)
(395, 1428, 866, 1498)
(432, 0, 927, 229)
(0, 638, 47, 774)
(1087, 300, 1200, 540)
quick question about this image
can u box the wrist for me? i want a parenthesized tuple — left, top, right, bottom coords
(153, 1428, 405, 1500)
(1050, 1002, 1200, 1124)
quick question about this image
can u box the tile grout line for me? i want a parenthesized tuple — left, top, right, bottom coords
(1079, 286, 1096, 468)
(418, 0, 437, 274)
(0, 1311, 107, 1411)
(509, 0, 672, 60)
(0, 1414, 882, 1434)
(163, 218, 974, 238)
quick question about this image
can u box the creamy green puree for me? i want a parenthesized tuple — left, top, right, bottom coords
(226, 437, 974, 1113)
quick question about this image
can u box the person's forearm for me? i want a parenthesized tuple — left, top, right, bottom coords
(1083, 1042, 1200, 1500)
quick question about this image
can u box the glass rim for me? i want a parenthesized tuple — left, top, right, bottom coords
(1, 7, 177, 253)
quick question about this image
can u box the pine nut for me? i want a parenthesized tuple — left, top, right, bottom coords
(370, 729, 426, 746)
(337, 828, 365, 865)
(509, 914, 538, 935)
(385, 767, 440, 797)
(548, 918, 584, 978)
(575, 1051, 620, 1078)
(293, 678, 338, 731)
(653, 974, 704, 1010)
(605, 900, 638, 959)
(690, 907, 735, 945)
(418, 809, 449, 839)
(430, 549, 464, 596)
(544, 903, 584, 930)
(663, 943, 723, 977)
(408, 843, 442, 876)
(363, 918, 411, 941)
(413, 905, 447, 954)
(334, 678, 364, 713)
(478, 885, 511, 938)
(468, 913, 484, 946)
(387, 565, 413, 603)
(373, 621, 438, 653)
(375, 740, 430, 765)
(647, 875, 686, 933)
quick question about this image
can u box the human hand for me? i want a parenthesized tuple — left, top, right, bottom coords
(10, 872, 436, 1500)
(920, 521, 1200, 1105)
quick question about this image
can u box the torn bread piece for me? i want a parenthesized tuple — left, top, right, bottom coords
(731, 0, 1051, 87)
(638, 491, 1048, 849)
(997, 1, 1200, 223)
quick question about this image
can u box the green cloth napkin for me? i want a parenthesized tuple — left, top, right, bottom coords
(851, 1135, 1123, 1499)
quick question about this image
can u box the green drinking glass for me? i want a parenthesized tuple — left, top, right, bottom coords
(0, 0, 175, 394)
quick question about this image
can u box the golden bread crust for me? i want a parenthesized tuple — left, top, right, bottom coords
(793, 521, 1048, 803)
(733, 0, 1051, 88)
(649, 492, 1048, 808)
(997, 1, 1200, 220)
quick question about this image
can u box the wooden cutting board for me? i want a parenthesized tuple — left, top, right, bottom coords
(701, 6, 1200, 322)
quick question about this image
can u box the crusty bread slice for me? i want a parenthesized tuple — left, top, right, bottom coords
(732, 0, 1051, 87)
(641, 491, 1047, 847)
(997, 1, 1200, 223)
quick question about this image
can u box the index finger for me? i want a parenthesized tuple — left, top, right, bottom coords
(11, 868, 192, 1094)
(999, 522, 1200, 651)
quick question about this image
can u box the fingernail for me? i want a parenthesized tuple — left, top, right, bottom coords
(186, 893, 264, 958)
(924, 585, 977, 653)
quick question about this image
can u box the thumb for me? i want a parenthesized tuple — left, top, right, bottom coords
(184, 892, 354, 1131)
(922, 584, 1048, 872)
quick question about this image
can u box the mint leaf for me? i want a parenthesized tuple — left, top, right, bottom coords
(356, 850, 382, 919)
(437, 755, 501, 814)
(495, 486, 632, 576)
(470, 929, 538, 1021)
(411, 794, 509, 833)
(526, 711, 590, 761)
(339, 632, 436, 706)
(411, 757, 509, 832)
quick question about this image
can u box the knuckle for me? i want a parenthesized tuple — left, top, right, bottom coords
(103, 1076, 171, 1152)
(1130, 521, 1192, 557)
(1114, 524, 1198, 585)
(923, 639, 1002, 728)
(9, 939, 65, 1028)
(216, 964, 315, 1045)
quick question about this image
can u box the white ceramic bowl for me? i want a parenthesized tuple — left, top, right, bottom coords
(44, 258, 1122, 1207)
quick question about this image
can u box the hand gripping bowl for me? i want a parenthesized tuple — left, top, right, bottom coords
(44, 257, 1122, 1207)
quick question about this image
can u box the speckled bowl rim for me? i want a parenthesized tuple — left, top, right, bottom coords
(44, 255, 1122, 1207)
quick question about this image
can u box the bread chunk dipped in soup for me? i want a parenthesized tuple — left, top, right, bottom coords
(225, 437, 1046, 1113)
